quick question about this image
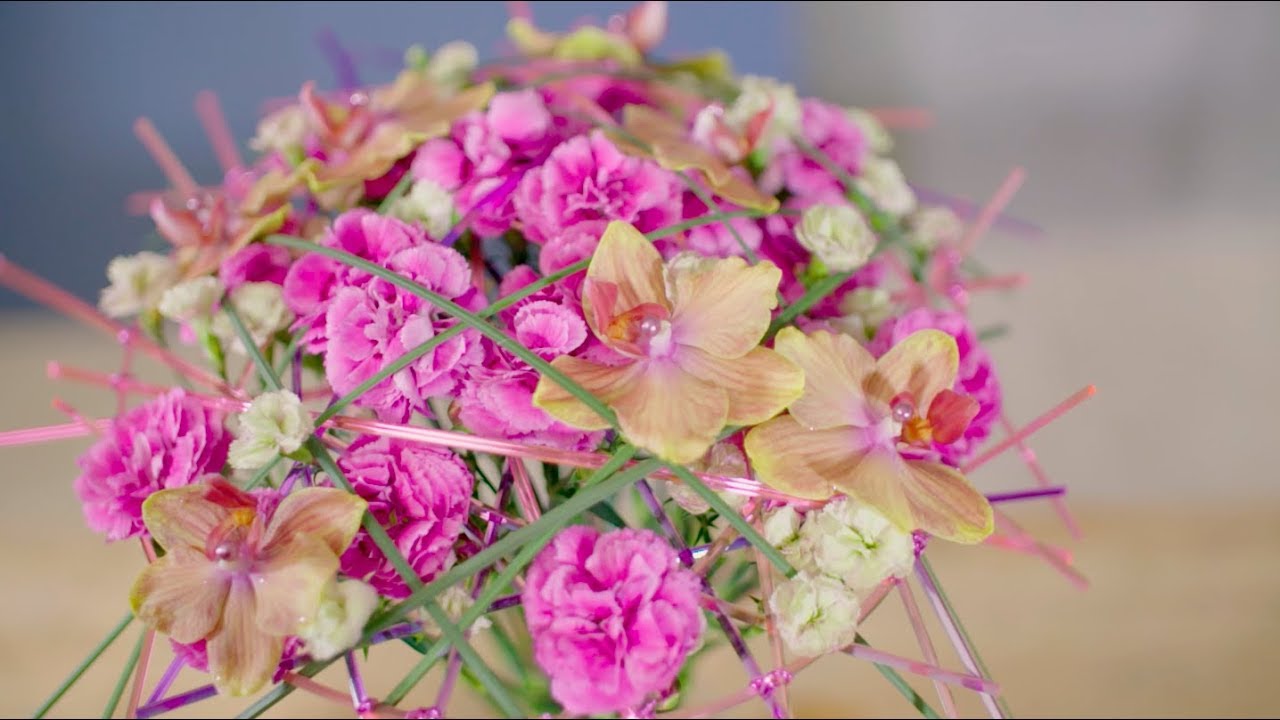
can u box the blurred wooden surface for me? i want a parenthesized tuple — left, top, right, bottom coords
(1, 312, 1277, 718)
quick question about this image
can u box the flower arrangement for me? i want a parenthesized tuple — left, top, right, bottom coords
(4, 2, 1097, 718)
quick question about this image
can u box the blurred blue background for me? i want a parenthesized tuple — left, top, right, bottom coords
(0, 1, 796, 308)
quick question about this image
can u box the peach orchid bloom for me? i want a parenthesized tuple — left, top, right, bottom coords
(744, 328, 993, 543)
(533, 221, 803, 464)
(129, 478, 366, 696)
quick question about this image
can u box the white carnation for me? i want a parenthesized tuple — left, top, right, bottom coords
(297, 579, 380, 661)
(99, 252, 177, 318)
(795, 204, 875, 273)
(228, 390, 313, 470)
(770, 571, 860, 658)
(800, 497, 915, 592)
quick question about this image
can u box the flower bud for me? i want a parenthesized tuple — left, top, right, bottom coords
(795, 204, 875, 273)
(229, 390, 313, 470)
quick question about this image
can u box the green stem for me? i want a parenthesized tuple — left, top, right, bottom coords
(32, 612, 134, 718)
(376, 173, 415, 214)
(100, 629, 145, 719)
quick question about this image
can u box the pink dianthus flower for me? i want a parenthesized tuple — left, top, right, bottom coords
(523, 527, 705, 715)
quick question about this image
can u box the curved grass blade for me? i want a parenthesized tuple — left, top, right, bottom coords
(32, 612, 134, 718)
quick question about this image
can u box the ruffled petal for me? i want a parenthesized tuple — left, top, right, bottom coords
(612, 360, 728, 464)
(582, 222, 668, 339)
(252, 535, 342, 636)
(773, 328, 877, 430)
(208, 579, 285, 697)
(261, 487, 367, 558)
(669, 256, 781, 359)
(129, 547, 229, 644)
(142, 482, 238, 553)
(533, 356, 642, 431)
(868, 329, 959, 411)
(681, 346, 803, 426)
(899, 461, 994, 544)
(743, 414, 861, 501)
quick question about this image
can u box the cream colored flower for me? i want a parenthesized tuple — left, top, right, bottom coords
(856, 156, 916, 217)
(762, 505, 816, 574)
(832, 287, 893, 340)
(800, 497, 915, 592)
(795, 204, 875, 273)
(726, 75, 801, 150)
(229, 390, 313, 470)
(158, 276, 223, 325)
(213, 282, 293, 354)
(846, 107, 893, 155)
(419, 586, 491, 637)
(99, 252, 178, 318)
(390, 179, 455, 239)
(770, 571, 860, 657)
(297, 579, 380, 661)
(428, 41, 479, 91)
(250, 105, 309, 155)
(908, 206, 963, 253)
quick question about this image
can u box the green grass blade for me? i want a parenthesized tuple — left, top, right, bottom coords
(857, 635, 942, 719)
(32, 612, 134, 718)
(221, 304, 283, 392)
(376, 174, 415, 214)
(100, 629, 146, 719)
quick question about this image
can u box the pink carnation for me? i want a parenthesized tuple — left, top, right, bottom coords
(454, 300, 604, 452)
(513, 130, 681, 263)
(73, 390, 230, 541)
(523, 527, 705, 715)
(282, 209, 421, 353)
(323, 241, 484, 421)
(219, 243, 292, 290)
(761, 98, 868, 199)
(869, 308, 1003, 466)
(336, 436, 473, 599)
(411, 89, 563, 238)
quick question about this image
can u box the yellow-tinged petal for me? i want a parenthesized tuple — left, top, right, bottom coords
(773, 328, 878, 429)
(397, 82, 497, 138)
(532, 356, 643, 431)
(612, 360, 728, 464)
(252, 535, 342, 636)
(208, 579, 284, 697)
(583, 222, 669, 338)
(899, 460, 994, 544)
(826, 449, 916, 533)
(142, 484, 236, 553)
(129, 547, 229, 644)
(681, 346, 802, 426)
(261, 487, 367, 558)
(669, 256, 781, 358)
(743, 414, 858, 501)
(619, 104, 778, 212)
(868, 329, 959, 411)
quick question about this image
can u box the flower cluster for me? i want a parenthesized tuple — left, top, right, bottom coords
(15, 3, 1090, 718)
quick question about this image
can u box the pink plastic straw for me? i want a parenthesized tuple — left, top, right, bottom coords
(963, 385, 1096, 474)
(957, 168, 1026, 259)
(195, 90, 244, 172)
(133, 118, 198, 197)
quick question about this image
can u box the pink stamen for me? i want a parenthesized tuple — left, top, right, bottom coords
(957, 167, 1026, 259)
(195, 90, 244, 172)
(0, 256, 238, 398)
(962, 385, 1096, 474)
(133, 117, 199, 197)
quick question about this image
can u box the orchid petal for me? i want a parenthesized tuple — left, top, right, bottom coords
(743, 414, 859, 501)
(533, 356, 644, 431)
(149, 198, 205, 249)
(129, 547, 229, 644)
(772, 328, 877, 429)
(868, 329, 959, 411)
(681, 346, 802, 426)
(669, 256, 781, 359)
(252, 535, 342, 636)
(826, 449, 917, 533)
(261, 487, 367, 558)
(899, 461, 993, 544)
(927, 389, 981, 445)
(611, 360, 728, 464)
(141, 482, 238, 553)
(208, 578, 285, 697)
(583, 222, 668, 339)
